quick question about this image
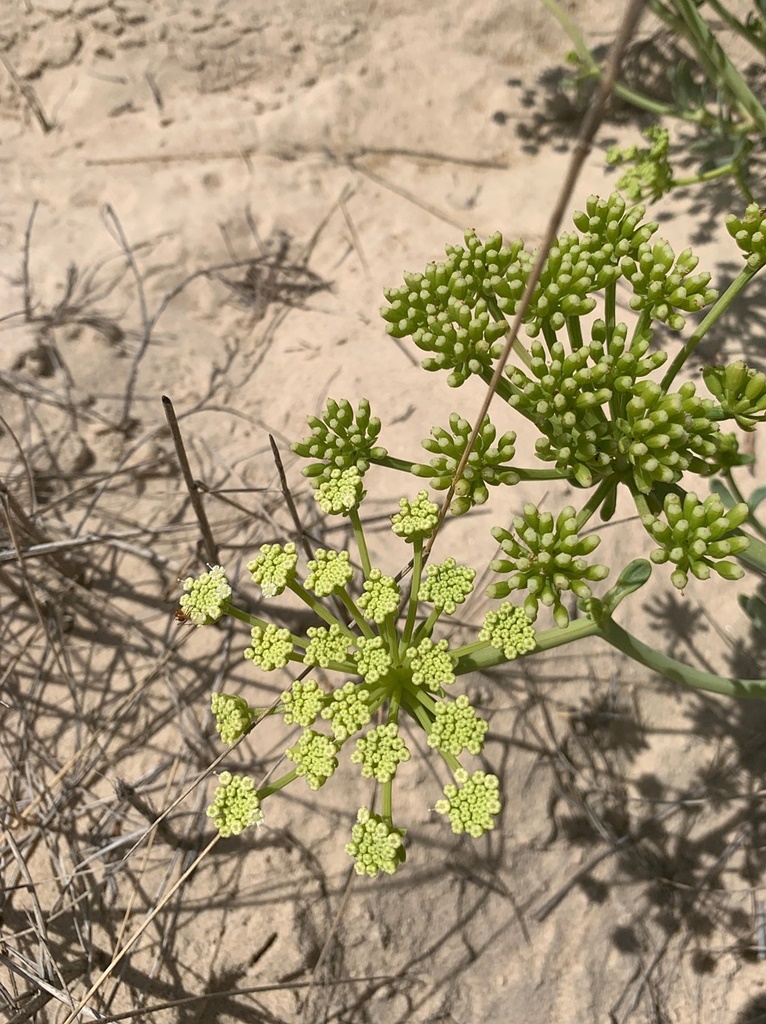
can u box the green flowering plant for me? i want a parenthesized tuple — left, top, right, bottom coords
(184, 187, 766, 878)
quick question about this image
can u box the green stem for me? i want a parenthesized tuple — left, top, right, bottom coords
(724, 470, 766, 543)
(660, 262, 764, 392)
(348, 507, 371, 577)
(288, 580, 347, 632)
(382, 778, 393, 820)
(337, 587, 375, 638)
(479, 366, 519, 405)
(592, 605, 766, 698)
(452, 614, 600, 674)
(226, 603, 308, 649)
(412, 606, 441, 646)
(604, 282, 616, 340)
(257, 767, 299, 799)
(372, 455, 422, 474)
(575, 476, 617, 530)
(399, 537, 424, 655)
(566, 316, 584, 352)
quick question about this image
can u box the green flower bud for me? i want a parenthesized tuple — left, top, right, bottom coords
(247, 542, 298, 598)
(428, 694, 488, 756)
(286, 729, 340, 790)
(211, 692, 256, 745)
(304, 549, 354, 596)
(244, 624, 293, 671)
(280, 678, 325, 727)
(179, 565, 232, 626)
(357, 568, 401, 623)
(345, 807, 406, 877)
(478, 602, 537, 658)
(320, 680, 373, 740)
(206, 771, 263, 837)
(434, 769, 502, 838)
(351, 723, 411, 783)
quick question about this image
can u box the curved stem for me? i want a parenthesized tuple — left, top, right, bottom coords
(453, 614, 600, 674)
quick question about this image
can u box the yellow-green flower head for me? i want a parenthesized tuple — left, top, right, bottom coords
(405, 636, 455, 693)
(286, 729, 339, 790)
(420, 557, 476, 614)
(314, 467, 365, 515)
(179, 565, 232, 626)
(351, 723, 411, 783)
(320, 680, 373, 741)
(479, 603, 537, 659)
(206, 771, 263, 837)
(304, 548, 354, 597)
(391, 491, 440, 542)
(434, 769, 501, 838)
(211, 692, 255, 745)
(280, 678, 325, 727)
(345, 807, 407, 877)
(352, 635, 393, 685)
(357, 568, 401, 623)
(643, 490, 749, 590)
(247, 542, 298, 598)
(428, 694, 488, 756)
(244, 624, 293, 671)
(303, 623, 352, 669)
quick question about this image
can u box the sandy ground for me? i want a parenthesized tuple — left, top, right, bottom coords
(1, 1, 765, 1022)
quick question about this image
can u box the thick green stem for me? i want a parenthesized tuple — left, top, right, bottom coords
(288, 580, 347, 633)
(257, 768, 299, 799)
(575, 476, 617, 530)
(566, 316, 584, 351)
(336, 587, 375, 638)
(592, 607, 766, 698)
(452, 614, 600, 674)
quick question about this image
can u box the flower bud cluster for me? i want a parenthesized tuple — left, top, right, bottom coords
(293, 398, 386, 482)
(244, 624, 293, 671)
(280, 678, 325, 727)
(643, 491, 750, 590)
(304, 549, 354, 596)
(478, 602, 537, 659)
(405, 636, 456, 692)
(247, 542, 297, 598)
(286, 729, 340, 790)
(345, 808, 406, 877)
(303, 623, 352, 668)
(206, 772, 263, 837)
(351, 723, 411, 783)
(179, 565, 231, 626)
(413, 414, 518, 515)
(703, 361, 766, 430)
(313, 466, 365, 514)
(488, 504, 608, 626)
(390, 490, 440, 541)
(434, 769, 501, 838)
(615, 380, 722, 494)
(352, 635, 393, 684)
(380, 231, 520, 386)
(606, 124, 673, 202)
(357, 568, 401, 622)
(621, 240, 717, 331)
(428, 694, 488, 756)
(211, 692, 256, 744)
(725, 204, 766, 267)
(320, 680, 373, 740)
(419, 557, 476, 614)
